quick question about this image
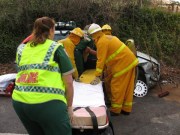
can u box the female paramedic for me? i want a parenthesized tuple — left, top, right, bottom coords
(12, 17, 74, 135)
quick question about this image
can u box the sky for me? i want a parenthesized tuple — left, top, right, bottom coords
(164, 0, 180, 3)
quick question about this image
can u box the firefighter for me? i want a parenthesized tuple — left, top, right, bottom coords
(88, 23, 139, 116)
(58, 27, 83, 80)
(74, 37, 96, 77)
(101, 24, 112, 35)
(101, 24, 113, 101)
(125, 39, 138, 91)
(12, 17, 74, 135)
(125, 39, 137, 56)
(74, 25, 97, 77)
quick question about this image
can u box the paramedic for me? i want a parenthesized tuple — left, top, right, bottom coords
(58, 27, 83, 80)
(101, 24, 112, 35)
(12, 17, 74, 135)
(88, 23, 139, 116)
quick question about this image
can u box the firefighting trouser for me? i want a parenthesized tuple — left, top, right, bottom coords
(13, 100, 72, 135)
(103, 67, 112, 105)
(109, 67, 136, 113)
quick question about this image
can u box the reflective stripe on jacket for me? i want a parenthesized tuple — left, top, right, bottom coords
(12, 39, 66, 104)
(95, 34, 138, 77)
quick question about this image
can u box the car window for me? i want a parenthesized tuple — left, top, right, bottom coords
(54, 33, 68, 41)
(54, 21, 76, 41)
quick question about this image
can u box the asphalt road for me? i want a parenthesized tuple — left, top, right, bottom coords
(0, 84, 180, 135)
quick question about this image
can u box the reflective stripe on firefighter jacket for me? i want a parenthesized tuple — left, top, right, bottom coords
(111, 102, 133, 108)
(12, 39, 67, 104)
(95, 34, 138, 77)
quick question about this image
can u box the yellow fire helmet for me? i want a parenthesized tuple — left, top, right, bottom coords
(101, 24, 112, 31)
(70, 27, 84, 37)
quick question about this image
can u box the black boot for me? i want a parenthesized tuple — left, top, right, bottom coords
(120, 110, 130, 115)
(110, 111, 120, 116)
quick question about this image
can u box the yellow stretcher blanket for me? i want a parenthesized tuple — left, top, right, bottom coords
(79, 69, 96, 84)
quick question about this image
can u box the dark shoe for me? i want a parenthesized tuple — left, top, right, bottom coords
(105, 101, 111, 108)
(120, 110, 130, 115)
(110, 111, 120, 116)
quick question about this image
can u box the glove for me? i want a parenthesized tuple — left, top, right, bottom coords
(90, 76, 100, 85)
(68, 106, 74, 123)
(75, 78, 81, 82)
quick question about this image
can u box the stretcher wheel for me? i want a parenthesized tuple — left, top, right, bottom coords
(100, 126, 114, 135)
(134, 80, 148, 97)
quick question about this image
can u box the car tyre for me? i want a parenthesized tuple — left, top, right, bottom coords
(134, 68, 148, 97)
(134, 80, 148, 97)
(100, 126, 114, 135)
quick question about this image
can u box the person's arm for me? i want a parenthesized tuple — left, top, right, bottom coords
(54, 44, 74, 121)
(86, 47, 97, 55)
(95, 37, 108, 77)
(62, 74, 74, 122)
(54, 45, 74, 106)
(62, 74, 73, 107)
(63, 73, 74, 122)
(54, 45, 74, 101)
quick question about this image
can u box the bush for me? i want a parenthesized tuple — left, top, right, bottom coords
(0, 0, 179, 67)
(117, 6, 180, 67)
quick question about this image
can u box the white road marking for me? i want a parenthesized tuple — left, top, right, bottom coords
(0, 133, 28, 135)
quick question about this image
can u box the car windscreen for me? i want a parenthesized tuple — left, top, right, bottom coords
(54, 34, 68, 41)
(54, 30, 70, 41)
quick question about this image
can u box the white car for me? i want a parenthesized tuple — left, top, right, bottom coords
(0, 73, 16, 96)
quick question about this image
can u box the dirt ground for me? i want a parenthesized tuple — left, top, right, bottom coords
(154, 64, 180, 103)
(151, 82, 180, 103)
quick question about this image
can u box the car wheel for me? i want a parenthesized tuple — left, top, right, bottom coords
(134, 80, 148, 97)
(100, 126, 114, 135)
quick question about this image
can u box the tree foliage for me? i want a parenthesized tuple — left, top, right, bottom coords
(117, 6, 180, 66)
(0, 0, 179, 67)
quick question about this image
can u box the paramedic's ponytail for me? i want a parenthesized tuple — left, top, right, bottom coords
(30, 17, 55, 46)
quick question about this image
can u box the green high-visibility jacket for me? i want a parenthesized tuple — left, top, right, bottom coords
(12, 39, 67, 104)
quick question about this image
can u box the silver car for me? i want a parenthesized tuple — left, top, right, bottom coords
(135, 51, 160, 97)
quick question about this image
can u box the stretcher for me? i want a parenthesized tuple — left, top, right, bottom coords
(72, 69, 114, 135)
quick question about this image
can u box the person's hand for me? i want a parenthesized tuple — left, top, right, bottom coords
(90, 76, 100, 85)
(75, 78, 81, 82)
(84, 47, 91, 53)
(68, 106, 74, 123)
